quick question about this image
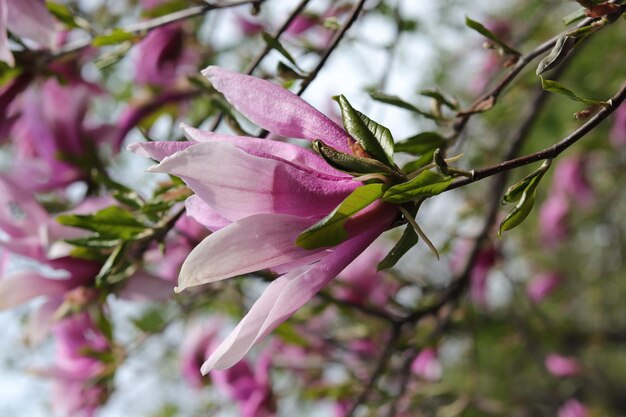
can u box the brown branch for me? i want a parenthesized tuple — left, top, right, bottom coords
(448, 81, 626, 192)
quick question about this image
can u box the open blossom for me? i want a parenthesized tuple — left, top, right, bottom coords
(0, 0, 60, 66)
(411, 348, 443, 381)
(134, 24, 199, 87)
(545, 353, 581, 377)
(558, 399, 588, 417)
(131, 66, 397, 371)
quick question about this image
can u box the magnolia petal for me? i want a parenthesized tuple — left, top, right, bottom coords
(177, 214, 322, 292)
(201, 226, 385, 372)
(148, 141, 357, 221)
(181, 124, 349, 179)
(6, 0, 59, 50)
(0, 1, 13, 66)
(202, 66, 353, 153)
(0, 272, 72, 310)
(127, 140, 194, 162)
(185, 195, 231, 232)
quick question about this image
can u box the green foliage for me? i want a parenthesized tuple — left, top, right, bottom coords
(92, 29, 138, 47)
(382, 170, 452, 204)
(540, 76, 609, 107)
(377, 224, 419, 271)
(296, 183, 386, 249)
(465, 16, 520, 56)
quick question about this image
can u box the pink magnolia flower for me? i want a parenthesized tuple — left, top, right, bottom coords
(411, 348, 442, 381)
(526, 272, 562, 303)
(49, 312, 111, 417)
(211, 351, 276, 417)
(0, 0, 60, 66)
(134, 24, 199, 87)
(131, 66, 397, 371)
(538, 156, 593, 247)
(610, 104, 626, 147)
(545, 353, 581, 377)
(180, 320, 220, 388)
(557, 399, 588, 417)
(8, 79, 118, 191)
(451, 240, 499, 307)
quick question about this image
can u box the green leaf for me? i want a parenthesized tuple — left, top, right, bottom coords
(57, 206, 148, 240)
(502, 161, 551, 204)
(419, 89, 459, 110)
(536, 36, 577, 75)
(499, 160, 551, 236)
(540, 77, 609, 107)
(562, 8, 587, 25)
(465, 17, 520, 56)
(382, 170, 452, 204)
(334, 95, 395, 167)
(395, 132, 447, 155)
(296, 183, 386, 249)
(65, 236, 122, 249)
(92, 29, 137, 47)
(377, 224, 419, 271)
(277, 61, 305, 81)
(262, 32, 301, 69)
(313, 140, 399, 177)
(369, 91, 431, 117)
(46, 2, 81, 29)
(93, 172, 144, 209)
(132, 307, 168, 333)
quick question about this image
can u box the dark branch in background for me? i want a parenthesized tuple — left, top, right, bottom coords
(448, 82, 626, 192)
(50, 0, 267, 61)
(451, 3, 626, 141)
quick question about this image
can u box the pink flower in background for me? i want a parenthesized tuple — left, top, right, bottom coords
(557, 399, 588, 417)
(8, 79, 118, 191)
(538, 156, 593, 247)
(526, 272, 562, 303)
(211, 351, 276, 417)
(610, 104, 626, 147)
(49, 312, 111, 417)
(333, 242, 398, 306)
(538, 194, 569, 247)
(411, 348, 442, 381)
(131, 66, 397, 371)
(180, 321, 220, 388)
(545, 353, 581, 377)
(134, 24, 199, 87)
(236, 15, 264, 37)
(0, 0, 60, 66)
(452, 240, 499, 307)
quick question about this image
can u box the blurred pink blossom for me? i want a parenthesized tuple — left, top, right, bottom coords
(411, 348, 442, 381)
(526, 272, 562, 303)
(545, 353, 581, 377)
(538, 194, 570, 248)
(557, 399, 588, 417)
(610, 104, 626, 147)
(180, 321, 220, 388)
(134, 24, 199, 87)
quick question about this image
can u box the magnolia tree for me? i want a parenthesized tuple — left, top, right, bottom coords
(1, 0, 626, 416)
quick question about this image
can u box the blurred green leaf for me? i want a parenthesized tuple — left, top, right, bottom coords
(382, 170, 452, 204)
(57, 206, 148, 240)
(465, 16, 520, 56)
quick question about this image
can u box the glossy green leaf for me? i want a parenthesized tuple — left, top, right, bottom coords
(395, 132, 447, 155)
(377, 224, 419, 271)
(313, 140, 399, 177)
(382, 170, 452, 204)
(465, 16, 520, 56)
(92, 29, 136, 47)
(57, 206, 147, 240)
(500, 160, 551, 234)
(65, 236, 122, 249)
(334, 95, 395, 167)
(540, 77, 609, 107)
(536, 36, 577, 75)
(296, 183, 386, 249)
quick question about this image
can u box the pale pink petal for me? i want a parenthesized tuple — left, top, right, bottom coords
(185, 195, 231, 232)
(148, 141, 357, 221)
(202, 66, 353, 153)
(177, 214, 322, 291)
(0, 272, 72, 310)
(127, 140, 194, 161)
(201, 226, 385, 372)
(6, 0, 59, 50)
(181, 124, 349, 179)
(119, 271, 174, 301)
(0, 0, 13, 66)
